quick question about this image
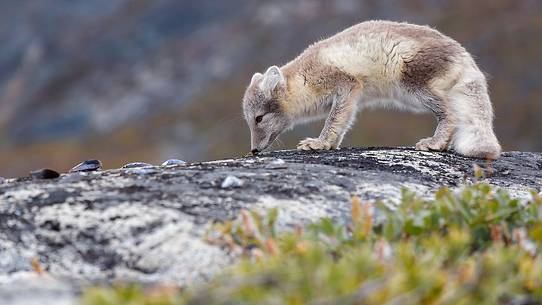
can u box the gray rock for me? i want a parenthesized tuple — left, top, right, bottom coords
(30, 169, 60, 180)
(221, 175, 244, 188)
(0, 248, 31, 273)
(122, 162, 153, 169)
(59, 173, 86, 183)
(161, 159, 187, 166)
(265, 158, 288, 169)
(270, 158, 286, 165)
(125, 168, 159, 175)
(69, 160, 102, 173)
(0, 148, 541, 304)
(0, 274, 77, 305)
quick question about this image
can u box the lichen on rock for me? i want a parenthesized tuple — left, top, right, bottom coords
(0, 147, 541, 305)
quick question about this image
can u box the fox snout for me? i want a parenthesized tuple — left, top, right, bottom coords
(251, 125, 285, 153)
(250, 130, 270, 153)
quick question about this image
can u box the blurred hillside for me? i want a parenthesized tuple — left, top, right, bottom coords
(0, 0, 541, 177)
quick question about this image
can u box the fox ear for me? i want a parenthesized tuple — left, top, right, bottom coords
(250, 72, 263, 86)
(261, 66, 285, 93)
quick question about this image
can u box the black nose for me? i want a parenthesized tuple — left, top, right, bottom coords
(251, 149, 259, 155)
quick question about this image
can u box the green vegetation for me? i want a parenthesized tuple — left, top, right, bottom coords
(81, 182, 542, 305)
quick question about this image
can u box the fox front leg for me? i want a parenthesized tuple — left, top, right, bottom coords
(297, 86, 362, 151)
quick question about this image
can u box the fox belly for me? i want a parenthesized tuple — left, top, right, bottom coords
(359, 82, 430, 113)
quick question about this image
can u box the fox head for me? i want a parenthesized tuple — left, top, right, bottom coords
(243, 66, 291, 154)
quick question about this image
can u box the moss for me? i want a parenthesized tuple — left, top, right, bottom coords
(81, 183, 542, 305)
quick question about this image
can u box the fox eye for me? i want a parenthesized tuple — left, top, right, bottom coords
(255, 115, 264, 124)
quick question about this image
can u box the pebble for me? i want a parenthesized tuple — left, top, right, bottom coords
(70, 160, 102, 173)
(221, 175, 244, 188)
(30, 169, 60, 180)
(125, 168, 158, 175)
(161, 159, 186, 166)
(270, 159, 286, 165)
(265, 159, 288, 169)
(122, 162, 153, 169)
(0, 248, 32, 273)
(266, 158, 287, 169)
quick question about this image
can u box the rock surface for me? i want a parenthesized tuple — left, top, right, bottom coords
(0, 147, 541, 304)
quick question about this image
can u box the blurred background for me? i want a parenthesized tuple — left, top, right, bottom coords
(0, 0, 541, 177)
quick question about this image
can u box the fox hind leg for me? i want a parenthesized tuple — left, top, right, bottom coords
(415, 119, 454, 151)
(447, 79, 501, 159)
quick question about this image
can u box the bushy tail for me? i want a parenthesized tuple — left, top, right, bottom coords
(446, 66, 501, 160)
(451, 123, 501, 160)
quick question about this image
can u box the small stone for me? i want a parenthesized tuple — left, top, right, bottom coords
(30, 169, 60, 180)
(70, 160, 102, 173)
(266, 158, 287, 169)
(125, 168, 158, 175)
(221, 175, 244, 188)
(271, 159, 286, 165)
(0, 248, 32, 273)
(161, 159, 186, 166)
(122, 162, 153, 169)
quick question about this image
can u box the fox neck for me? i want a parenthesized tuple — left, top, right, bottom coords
(281, 68, 330, 125)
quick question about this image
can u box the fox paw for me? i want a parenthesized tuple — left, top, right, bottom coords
(297, 138, 333, 151)
(415, 137, 447, 151)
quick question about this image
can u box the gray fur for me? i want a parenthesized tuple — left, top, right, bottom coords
(401, 41, 463, 90)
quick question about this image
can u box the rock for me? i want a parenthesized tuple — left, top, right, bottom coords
(0, 249, 31, 273)
(125, 168, 159, 175)
(161, 159, 187, 166)
(122, 162, 153, 169)
(265, 158, 287, 169)
(270, 158, 285, 165)
(59, 174, 85, 183)
(221, 175, 244, 188)
(0, 148, 541, 304)
(69, 160, 102, 173)
(0, 273, 77, 305)
(29, 169, 60, 180)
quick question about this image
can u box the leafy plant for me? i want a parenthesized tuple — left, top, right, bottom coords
(81, 183, 542, 305)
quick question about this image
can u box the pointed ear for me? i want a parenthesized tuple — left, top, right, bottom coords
(261, 66, 285, 93)
(250, 72, 263, 86)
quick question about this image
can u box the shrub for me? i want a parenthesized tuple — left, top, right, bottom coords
(81, 183, 542, 305)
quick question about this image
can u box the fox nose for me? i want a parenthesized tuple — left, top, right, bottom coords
(251, 149, 259, 155)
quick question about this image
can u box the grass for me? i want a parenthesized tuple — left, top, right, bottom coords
(81, 182, 542, 305)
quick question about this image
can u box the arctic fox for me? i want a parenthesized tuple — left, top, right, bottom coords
(242, 20, 501, 159)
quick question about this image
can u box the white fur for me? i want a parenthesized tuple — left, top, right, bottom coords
(446, 60, 501, 159)
(260, 66, 285, 95)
